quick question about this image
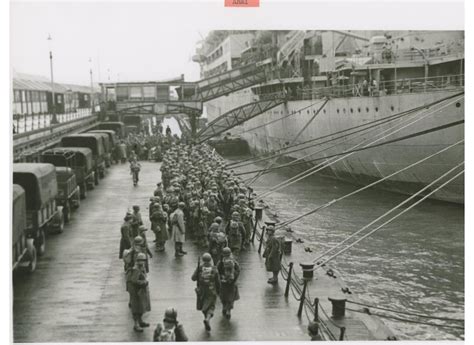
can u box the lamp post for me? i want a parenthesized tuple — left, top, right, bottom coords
(89, 58, 94, 113)
(48, 34, 58, 124)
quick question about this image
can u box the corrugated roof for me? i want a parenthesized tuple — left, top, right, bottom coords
(12, 72, 98, 93)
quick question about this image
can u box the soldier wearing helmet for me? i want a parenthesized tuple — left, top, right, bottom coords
(137, 225, 153, 272)
(192, 253, 220, 332)
(153, 307, 188, 342)
(217, 247, 240, 319)
(170, 201, 187, 257)
(226, 218, 246, 259)
(208, 222, 228, 264)
(151, 203, 169, 252)
(119, 212, 134, 261)
(263, 225, 282, 285)
(129, 252, 151, 332)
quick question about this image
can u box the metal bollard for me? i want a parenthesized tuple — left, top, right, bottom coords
(313, 298, 319, 322)
(258, 226, 266, 254)
(297, 279, 308, 318)
(339, 326, 346, 340)
(254, 205, 263, 221)
(284, 262, 294, 298)
(300, 262, 315, 280)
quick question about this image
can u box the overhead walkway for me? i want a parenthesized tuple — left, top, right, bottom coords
(196, 95, 287, 144)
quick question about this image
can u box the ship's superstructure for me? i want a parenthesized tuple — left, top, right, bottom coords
(196, 31, 465, 203)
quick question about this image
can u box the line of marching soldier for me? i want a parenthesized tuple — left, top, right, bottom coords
(117, 142, 286, 339)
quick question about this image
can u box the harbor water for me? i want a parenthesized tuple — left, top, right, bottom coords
(233, 158, 464, 340)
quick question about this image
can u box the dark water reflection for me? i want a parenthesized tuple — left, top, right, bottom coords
(233, 158, 464, 340)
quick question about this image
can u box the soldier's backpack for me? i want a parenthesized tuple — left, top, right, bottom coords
(222, 258, 235, 281)
(123, 248, 133, 265)
(157, 325, 176, 342)
(200, 266, 213, 286)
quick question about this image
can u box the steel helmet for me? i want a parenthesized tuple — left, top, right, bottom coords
(136, 252, 147, 261)
(202, 253, 212, 262)
(164, 307, 178, 323)
(134, 236, 144, 244)
(138, 225, 147, 232)
(222, 247, 231, 257)
(214, 216, 223, 224)
(232, 211, 240, 218)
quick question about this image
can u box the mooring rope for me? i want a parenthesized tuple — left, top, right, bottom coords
(274, 140, 463, 230)
(315, 168, 464, 268)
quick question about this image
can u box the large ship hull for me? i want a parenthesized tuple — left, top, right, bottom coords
(205, 89, 464, 204)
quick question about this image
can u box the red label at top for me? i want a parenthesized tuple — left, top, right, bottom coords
(225, 0, 259, 7)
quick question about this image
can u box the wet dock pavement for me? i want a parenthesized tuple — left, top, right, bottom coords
(13, 161, 308, 342)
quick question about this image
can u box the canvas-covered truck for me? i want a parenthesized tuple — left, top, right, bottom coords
(13, 163, 65, 257)
(41, 147, 95, 199)
(95, 121, 125, 138)
(61, 134, 106, 184)
(87, 132, 111, 168)
(55, 167, 81, 223)
(12, 184, 37, 273)
(88, 130, 118, 164)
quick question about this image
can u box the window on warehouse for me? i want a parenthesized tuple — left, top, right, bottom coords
(129, 86, 143, 99)
(143, 86, 156, 100)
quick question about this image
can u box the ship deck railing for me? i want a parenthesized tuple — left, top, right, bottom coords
(257, 74, 464, 101)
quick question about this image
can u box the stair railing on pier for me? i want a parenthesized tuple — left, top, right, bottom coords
(251, 214, 347, 341)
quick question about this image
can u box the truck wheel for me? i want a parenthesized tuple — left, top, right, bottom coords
(75, 192, 81, 208)
(36, 230, 46, 256)
(25, 239, 37, 273)
(80, 183, 87, 199)
(55, 212, 65, 233)
(63, 203, 70, 223)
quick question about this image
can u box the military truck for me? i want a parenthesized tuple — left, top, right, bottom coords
(86, 131, 112, 167)
(88, 129, 119, 164)
(41, 147, 95, 199)
(12, 184, 37, 272)
(13, 163, 65, 256)
(61, 134, 106, 184)
(95, 121, 125, 138)
(55, 167, 81, 223)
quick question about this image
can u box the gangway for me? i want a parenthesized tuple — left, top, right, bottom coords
(192, 62, 269, 102)
(196, 95, 286, 144)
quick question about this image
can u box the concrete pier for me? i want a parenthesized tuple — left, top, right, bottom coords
(13, 162, 308, 342)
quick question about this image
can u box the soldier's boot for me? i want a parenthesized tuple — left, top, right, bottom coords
(138, 316, 149, 328)
(175, 243, 184, 257)
(179, 242, 187, 255)
(203, 313, 212, 331)
(133, 319, 143, 332)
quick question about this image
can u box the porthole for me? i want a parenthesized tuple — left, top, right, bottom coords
(375, 107, 379, 112)
(366, 107, 369, 112)
(456, 102, 461, 108)
(307, 110, 310, 114)
(391, 105, 395, 111)
(358, 107, 361, 113)
(323, 109, 326, 114)
(350, 108, 354, 113)
(313, 110, 316, 114)
(337, 109, 340, 114)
